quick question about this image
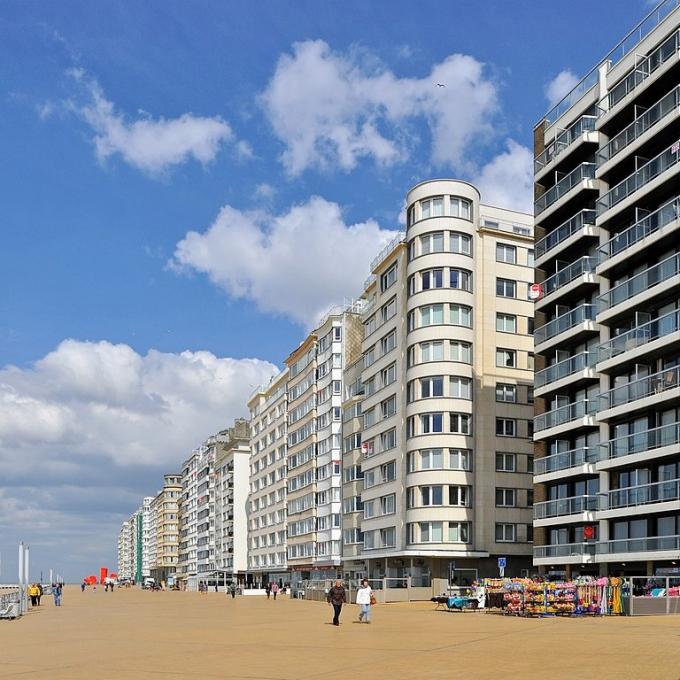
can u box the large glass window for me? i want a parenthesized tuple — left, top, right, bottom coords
(496, 244, 516, 264)
(420, 232, 445, 255)
(450, 304, 472, 327)
(422, 269, 444, 290)
(496, 313, 517, 333)
(421, 304, 444, 326)
(496, 278, 516, 298)
(421, 376, 444, 398)
(450, 232, 472, 255)
(450, 196, 471, 219)
(450, 268, 471, 290)
(422, 341, 444, 362)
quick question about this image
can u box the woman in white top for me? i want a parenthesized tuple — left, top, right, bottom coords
(356, 579, 374, 623)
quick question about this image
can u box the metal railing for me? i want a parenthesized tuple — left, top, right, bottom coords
(543, 256, 598, 297)
(535, 351, 596, 389)
(534, 446, 600, 476)
(534, 398, 598, 432)
(600, 366, 680, 411)
(534, 303, 595, 346)
(597, 535, 680, 554)
(607, 478, 680, 509)
(533, 542, 596, 559)
(534, 115, 598, 172)
(369, 232, 405, 272)
(534, 494, 599, 520)
(599, 196, 680, 259)
(535, 209, 597, 260)
(600, 85, 680, 164)
(598, 310, 680, 361)
(598, 252, 680, 310)
(601, 421, 680, 459)
(535, 163, 597, 216)
(597, 142, 680, 215)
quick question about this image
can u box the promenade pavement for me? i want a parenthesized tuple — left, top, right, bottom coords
(2, 586, 680, 679)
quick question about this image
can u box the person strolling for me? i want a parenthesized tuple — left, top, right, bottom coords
(271, 582, 279, 600)
(37, 583, 43, 606)
(29, 583, 39, 607)
(265, 583, 271, 599)
(356, 579, 374, 623)
(52, 583, 62, 607)
(326, 580, 346, 626)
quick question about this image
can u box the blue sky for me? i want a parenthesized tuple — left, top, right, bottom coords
(0, 0, 652, 580)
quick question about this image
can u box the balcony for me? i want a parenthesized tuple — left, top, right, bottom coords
(535, 163, 597, 217)
(535, 209, 597, 262)
(534, 446, 600, 477)
(597, 310, 680, 364)
(597, 253, 680, 313)
(534, 115, 598, 175)
(599, 85, 680, 166)
(535, 351, 596, 393)
(533, 494, 599, 520)
(534, 303, 596, 347)
(597, 534, 680, 557)
(541, 256, 598, 299)
(605, 478, 680, 511)
(533, 542, 596, 560)
(599, 366, 680, 414)
(534, 398, 598, 433)
(600, 421, 680, 461)
(597, 142, 680, 217)
(599, 196, 680, 263)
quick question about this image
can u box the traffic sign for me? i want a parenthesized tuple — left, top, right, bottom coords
(498, 557, 507, 569)
(529, 283, 542, 300)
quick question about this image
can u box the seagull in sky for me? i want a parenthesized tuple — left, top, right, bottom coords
(436, 83, 446, 87)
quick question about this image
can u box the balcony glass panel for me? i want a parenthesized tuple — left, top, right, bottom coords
(535, 163, 597, 216)
(600, 366, 680, 410)
(534, 398, 598, 432)
(535, 351, 596, 389)
(599, 85, 680, 164)
(534, 304, 595, 345)
(534, 494, 599, 520)
(607, 478, 680, 509)
(534, 446, 600, 475)
(601, 421, 680, 459)
(597, 143, 680, 215)
(543, 256, 598, 296)
(535, 210, 597, 260)
(535, 115, 598, 172)
(600, 196, 680, 259)
(597, 534, 680, 554)
(533, 542, 596, 559)
(598, 253, 680, 311)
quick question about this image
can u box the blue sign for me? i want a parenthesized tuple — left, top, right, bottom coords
(498, 557, 507, 569)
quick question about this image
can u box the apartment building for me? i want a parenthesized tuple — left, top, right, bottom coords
(285, 307, 362, 586)
(117, 519, 134, 581)
(195, 440, 217, 582)
(214, 420, 251, 583)
(149, 474, 182, 584)
(177, 450, 200, 589)
(532, 1, 680, 577)
(247, 370, 289, 587)
(342, 180, 535, 590)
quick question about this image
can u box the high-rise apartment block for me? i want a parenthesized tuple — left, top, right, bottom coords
(532, 1, 680, 576)
(149, 474, 182, 584)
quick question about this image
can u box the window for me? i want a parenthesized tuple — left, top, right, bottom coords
(449, 485, 470, 506)
(364, 315, 376, 338)
(380, 363, 396, 387)
(419, 521, 443, 542)
(527, 353, 535, 370)
(449, 376, 472, 399)
(422, 341, 444, 362)
(421, 448, 443, 469)
(421, 304, 444, 326)
(527, 387, 534, 404)
(363, 408, 375, 429)
(527, 524, 534, 542)
(496, 489, 517, 508)
(496, 418, 516, 437)
(527, 455, 534, 473)
(496, 383, 517, 403)
(527, 489, 534, 506)
(527, 420, 534, 438)
(496, 244, 517, 264)
(448, 522, 470, 543)
(527, 318, 534, 335)
(449, 268, 471, 290)
(450, 341, 472, 363)
(381, 263, 397, 292)
(421, 412, 444, 433)
(380, 494, 396, 515)
(421, 376, 444, 398)
(450, 304, 472, 327)
(450, 232, 472, 255)
(496, 349, 516, 368)
(449, 196, 471, 219)
(379, 429, 396, 452)
(381, 297, 396, 323)
(450, 449, 471, 470)
(527, 249, 535, 268)
(450, 413, 471, 434)
(422, 269, 443, 289)
(421, 197, 444, 218)
(420, 232, 445, 254)
(380, 395, 396, 419)
(496, 313, 517, 333)
(496, 523, 516, 542)
(421, 485, 444, 506)
(380, 330, 396, 355)
(496, 453, 516, 472)
(496, 278, 516, 298)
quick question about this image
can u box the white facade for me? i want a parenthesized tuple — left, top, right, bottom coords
(117, 519, 134, 580)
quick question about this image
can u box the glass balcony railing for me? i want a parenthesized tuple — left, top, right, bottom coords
(597, 534, 680, 555)
(534, 542, 597, 559)
(597, 252, 680, 311)
(535, 351, 596, 389)
(599, 195, 680, 259)
(607, 29, 680, 110)
(535, 115, 598, 172)
(601, 421, 680, 460)
(534, 398, 598, 433)
(543, 256, 598, 297)
(535, 163, 597, 216)
(534, 446, 600, 476)
(598, 310, 680, 362)
(534, 494, 599, 520)
(535, 209, 597, 260)
(600, 365, 680, 411)
(597, 142, 680, 215)
(600, 85, 680, 164)
(606, 478, 680, 510)
(534, 303, 595, 346)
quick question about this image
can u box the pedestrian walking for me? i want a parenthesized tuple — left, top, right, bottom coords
(230, 583, 236, 599)
(326, 580, 346, 626)
(81, 580, 86, 593)
(356, 579, 374, 624)
(52, 583, 63, 607)
(271, 582, 279, 600)
(265, 583, 271, 599)
(29, 583, 39, 607)
(37, 583, 43, 605)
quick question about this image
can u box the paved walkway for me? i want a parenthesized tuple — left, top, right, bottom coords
(2, 587, 680, 679)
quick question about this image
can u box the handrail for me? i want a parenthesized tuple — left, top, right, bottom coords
(535, 351, 596, 389)
(533, 494, 599, 519)
(534, 303, 595, 345)
(543, 256, 598, 296)
(606, 478, 680, 509)
(535, 209, 597, 260)
(601, 421, 680, 459)
(534, 542, 596, 559)
(534, 398, 598, 432)
(600, 365, 680, 410)
(597, 534, 680, 554)
(535, 163, 597, 216)
(370, 232, 405, 272)
(534, 446, 600, 476)
(534, 115, 598, 172)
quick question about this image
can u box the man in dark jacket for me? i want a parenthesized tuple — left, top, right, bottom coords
(326, 580, 346, 626)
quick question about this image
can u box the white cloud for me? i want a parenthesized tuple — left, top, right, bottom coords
(545, 69, 580, 108)
(260, 40, 498, 175)
(254, 182, 277, 200)
(474, 140, 533, 213)
(67, 69, 236, 175)
(171, 196, 399, 326)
